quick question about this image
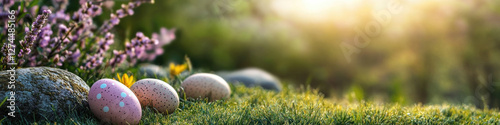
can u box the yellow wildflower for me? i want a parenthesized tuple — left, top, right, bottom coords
(169, 63, 187, 78)
(114, 73, 136, 88)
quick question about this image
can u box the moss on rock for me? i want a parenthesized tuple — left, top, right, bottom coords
(0, 67, 90, 121)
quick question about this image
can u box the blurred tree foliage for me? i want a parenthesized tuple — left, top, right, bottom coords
(102, 0, 500, 108)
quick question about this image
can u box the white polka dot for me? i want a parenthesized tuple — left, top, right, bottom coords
(100, 84, 107, 88)
(96, 93, 101, 99)
(121, 92, 127, 98)
(103, 106, 109, 112)
(119, 102, 125, 107)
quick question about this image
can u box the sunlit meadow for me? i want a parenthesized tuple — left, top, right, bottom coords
(1, 0, 500, 124)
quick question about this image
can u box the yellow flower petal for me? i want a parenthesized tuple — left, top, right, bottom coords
(116, 73, 122, 82)
(169, 63, 175, 69)
(129, 75, 134, 83)
(169, 63, 188, 78)
(124, 74, 129, 85)
(180, 64, 187, 71)
(114, 73, 136, 88)
(129, 75, 135, 87)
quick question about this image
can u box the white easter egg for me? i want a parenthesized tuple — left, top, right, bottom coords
(130, 79, 179, 114)
(181, 73, 231, 101)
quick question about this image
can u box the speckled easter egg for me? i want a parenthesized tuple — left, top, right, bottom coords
(88, 79, 142, 125)
(130, 79, 179, 114)
(181, 73, 231, 101)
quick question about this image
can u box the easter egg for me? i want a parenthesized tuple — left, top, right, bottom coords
(181, 73, 231, 101)
(130, 79, 179, 114)
(88, 79, 142, 125)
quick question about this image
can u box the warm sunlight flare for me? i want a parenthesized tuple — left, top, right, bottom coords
(272, 0, 362, 21)
(271, 0, 427, 23)
(300, 0, 336, 15)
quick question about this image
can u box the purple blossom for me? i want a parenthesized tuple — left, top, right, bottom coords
(71, 49, 80, 62)
(153, 28, 176, 46)
(1, 43, 14, 64)
(110, 14, 119, 25)
(2, 0, 162, 72)
(81, 33, 115, 70)
(71, 2, 103, 51)
(50, 10, 70, 24)
(129, 32, 153, 57)
(63, 49, 80, 64)
(100, 1, 152, 34)
(108, 50, 127, 71)
(37, 24, 53, 48)
(18, 9, 51, 65)
(107, 31, 162, 67)
(145, 28, 176, 61)
(58, 24, 68, 36)
(102, 1, 114, 9)
(1, 43, 9, 57)
(28, 5, 39, 16)
(97, 33, 114, 54)
(52, 0, 69, 11)
(53, 54, 62, 66)
(39, 37, 50, 47)
(72, 2, 102, 20)
(1, 0, 15, 9)
(78, 0, 86, 5)
(120, 32, 163, 65)
(87, 3, 102, 17)
(28, 56, 37, 67)
(116, 9, 126, 18)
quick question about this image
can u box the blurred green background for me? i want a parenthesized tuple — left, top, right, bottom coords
(93, 0, 500, 108)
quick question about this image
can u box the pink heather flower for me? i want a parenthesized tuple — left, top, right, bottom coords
(3, 0, 157, 70)
(152, 28, 176, 46)
(78, 0, 86, 4)
(40, 37, 50, 47)
(37, 24, 52, 48)
(110, 14, 119, 25)
(103, 1, 114, 9)
(18, 9, 52, 64)
(116, 9, 126, 18)
(50, 11, 70, 24)
(145, 27, 176, 61)
(53, 54, 63, 66)
(87, 4, 102, 17)
(52, 0, 69, 11)
(2, 0, 15, 8)
(58, 24, 68, 36)
(71, 49, 81, 63)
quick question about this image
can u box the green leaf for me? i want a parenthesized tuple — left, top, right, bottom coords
(16, 1, 25, 23)
(28, 0, 40, 8)
(0, 117, 6, 124)
(0, 96, 7, 107)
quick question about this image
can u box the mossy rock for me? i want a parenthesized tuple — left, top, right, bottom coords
(218, 68, 282, 92)
(139, 63, 168, 78)
(0, 67, 90, 121)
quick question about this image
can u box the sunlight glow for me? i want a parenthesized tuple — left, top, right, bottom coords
(272, 0, 363, 21)
(300, 0, 336, 15)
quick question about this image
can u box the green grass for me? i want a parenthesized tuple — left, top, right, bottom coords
(4, 84, 500, 124)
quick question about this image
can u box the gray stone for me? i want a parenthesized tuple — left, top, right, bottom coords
(139, 64, 168, 78)
(219, 68, 282, 92)
(0, 67, 90, 121)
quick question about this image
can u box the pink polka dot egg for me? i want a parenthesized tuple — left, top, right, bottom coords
(88, 79, 142, 125)
(130, 79, 179, 114)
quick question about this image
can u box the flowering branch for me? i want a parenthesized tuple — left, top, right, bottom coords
(18, 9, 52, 65)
